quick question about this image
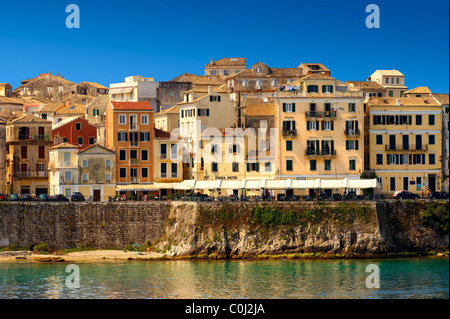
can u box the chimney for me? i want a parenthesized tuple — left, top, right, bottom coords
(65, 101, 70, 107)
(57, 73, 60, 77)
(160, 106, 164, 112)
(210, 58, 213, 65)
(396, 98, 401, 106)
(208, 86, 212, 94)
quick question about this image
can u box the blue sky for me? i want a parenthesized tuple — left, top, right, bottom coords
(0, 0, 448, 93)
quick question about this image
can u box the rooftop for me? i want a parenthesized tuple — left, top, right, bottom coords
(110, 101, 153, 111)
(432, 93, 450, 105)
(346, 81, 387, 91)
(50, 142, 79, 150)
(10, 114, 52, 124)
(206, 58, 246, 67)
(403, 86, 432, 95)
(368, 96, 439, 106)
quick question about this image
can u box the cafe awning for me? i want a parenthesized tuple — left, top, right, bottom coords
(347, 179, 377, 189)
(174, 180, 196, 190)
(115, 184, 159, 191)
(155, 183, 180, 189)
(193, 180, 220, 190)
(265, 180, 286, 190)
(291, 179, 319, 189)
(320, 179, 346, 189)
(244, 179, 265, 190)
(219, 180, 242, 190)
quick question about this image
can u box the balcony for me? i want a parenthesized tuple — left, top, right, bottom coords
(305, 150, 337, 157)
(130, 158, 140, 165)
(49, 162, 78, 169)
(160, 154, 168, 160)
(130, 177, 139, 183)
(129, 124, 139, 131)
(130, 140, 138, 147)
(385, 144, 428, 152)
(282, 129, 297, 138)
(14, 171, 48, 178)
(305, 111, 336, 118)
(275, 91, 306, 98)
(344, 129, 361, 137)
(336, 91, 364, 98)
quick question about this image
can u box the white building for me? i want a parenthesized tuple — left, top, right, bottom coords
(109, 75, 159, 110)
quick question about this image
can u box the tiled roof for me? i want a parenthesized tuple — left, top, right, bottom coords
(52, 116, 82, 130)
(169, 73, 223, 86)
(38, 102, 64, 113)
(403, 86, 431, 95)
(77, 144, 115, 154)
(368, 97, 439, 106)
(207, 58, 246, 67)
(372, 70, 404, 76)
(11, 114, 52, 124)
(241, 97, 275, 106)
(81, 82, 109, 89)
(346, 81, 387, 91)
(0, 109, 23, 120)
(244, 104, 276, 117)
(154, 128, 172, 139)
(299, 63, 330, 72)
(50, 142, 79, 150)
(432, 93, 449, 105)
(301, 73, 335, 80)
(0, 97, 23, 105)
(55, 103, 85, 115)
(158, 104, 179, 115)
(110, 101, 153, 111)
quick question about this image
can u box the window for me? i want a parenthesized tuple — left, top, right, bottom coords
(346, 140, 359, 150)
(160, 163, 167, 177)
(118, 132, 127, 142)
(89, 137, 95, 144)
(376, 135, 383, 145)
(429, 135, 435, 145)
(106, 173, 111, 182)
(283, 103, 295, 113)
(429, 115, 435, 125)
(286, 140, 293, 151)
(307, 85, 319, 93)
(140, 132, 150, 142)
(42, 114, 47, 120)
(242, 79, 248, 87)
(376, 154, 383, 165)
(211, 162, 218, 172)
(82, 174, 88, 182)
(82, 160, 88, 168)
(65, 171, 72, 182)
(416, 115, 422, 125)
(399, 115, 412, 125)
(256, 79, 262, 88)
(171, 163, 178, 177)
(322, 85, 333, 93)
(119, 168, 126, 178)
(210, 95, 221, 102)
(232, 162, 239, 172)
(222, 70, 230, 76)
(141, 167, 148, 178)
(75, 123, 81, 130)
(323, 121, 331, 130)
(130, 150, 138, 161)
(105, 160, 111, 169)
(429, 154, 436, 165)
(349, 159, 356, 171)
(373, 115, 385, 125)
(396, 78, 399, 84)
(210, 70, 217, 76)
(348, 103, 356, 112)
(265, 162, 271, 172)
(389, 90, 394, 97)
(21, 146, 27, 159)
(286, 159, 293, 171)
(256, 66, 262, 73)
(271, 79, 277, 87)
(211, 144, 218, 154)
(119, 150, 126, 161)
(141, 149, 148, 161)
(77, 137, 83, 145)
(47, 86, 53, 92)
(385, 77, 389, 84)
(141, 115, 148, 125)
(171, 144, 178, 159)
(307, 121, 317, 131)
(39, 146, 45, 159)
(309, 160, 316, 171)
(324, 160, 331, 171)
(118, 114, 127, 124)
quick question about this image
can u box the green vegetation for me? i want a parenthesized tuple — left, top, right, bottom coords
(33, 243, 51, 254)
(421, 202, 449, 235)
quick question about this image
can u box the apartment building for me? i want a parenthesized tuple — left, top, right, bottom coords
(49, 143, 116, 201)
(5, 115, 52, 195)
(204, 58, 247, 77)
(52, 116, 98, 148)
(16, 72, 75, 100)
(432, 93, 449, 192)
(367, 97, 442, 194)
(346, 81, 387, 99)
(367, 70, 408, 98)
(154, 104, 180, 133)
(0, 117, 6, 194)
(105, 101, 154, 197)
(272, 74, 365, 197)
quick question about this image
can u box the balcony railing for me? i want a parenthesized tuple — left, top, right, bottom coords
(344, 129, 361, 137)
(336, 91, 364, 97)
(275, 91, 306, 97)
(385, 144, 428, 152)
(130, 158, 140, 164)
(49, 162, 77, 169)
(171, 172, 178, 178)
(305, 111, 336, 118)
(17, 135, 50, 141)
(305, 150, 337, 157)
(130, 124, 139, 131)
(14, 171, 48, 178)
(130, 177, 138, 183)
(160, 173, 167, 178)
(282, 129, 297, 138)
(160, 154, 168, 160)
(130, 140, 138, 147)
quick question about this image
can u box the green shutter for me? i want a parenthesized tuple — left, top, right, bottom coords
(330, 86, 333, 93)
(247, 163, 250, 172)
(346, 140, 349, 150)
(322, 85, 326, 93)
(355, 140, 359, 150)
(331, 121, 334, 130)
(331, 140, 334, 153)
(306, 121, 310, 130)
(256, 163, 259, 172)
(292, 103, 295, 112)
(321, 121, 324, 130)
(283, 103, 286, 112)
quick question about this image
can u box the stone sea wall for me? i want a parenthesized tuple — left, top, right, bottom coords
(0, 200, 448, 257)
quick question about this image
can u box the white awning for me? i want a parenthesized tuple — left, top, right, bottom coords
(321, 179, 346, 189)
(155, 183, 179, 189)
(244, 179, 264, 190)
(115, 184, 159, 191)
(174, 180, 196, 190)
(193, 180, 219, 190)
(265, 180, 287, 189)
(219, 180, 242, 189)
(109, 87, 134, 95)
(291, 179, 319, 189)
(347, 179, 377, 189)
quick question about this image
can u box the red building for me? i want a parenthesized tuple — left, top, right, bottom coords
(52, 116, 97, 148)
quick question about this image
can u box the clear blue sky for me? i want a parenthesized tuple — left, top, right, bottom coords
(0, 0, 448, 93)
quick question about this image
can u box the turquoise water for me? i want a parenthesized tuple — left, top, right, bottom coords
(0, 258, 448, 299)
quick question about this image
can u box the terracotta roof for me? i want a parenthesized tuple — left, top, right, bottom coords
(346, 81, 387, 91)
(372, 70, 404, 76)
(55, 103, 85, 115)
(0, 97, 23, 105)
(368, 97, 439, 106)
(11, 114, 52, 124)
(299, 63, 330, 72)
(154, 128, 175, 139)
(81, 82, 109, 89)
(110, 101, 153, 111)
(169, 73, 223, 86)
(403, 86, 431, 95)
(241, 97, 275, 106)
(432, 93, 449, 105)
(207, 58, 246, 67)
(158, 104, 179, 115)
(50, 142, 79, 150)
(0, 109, 23, 120)
(301, 73, 335, 80)
(77, 144, 115, 154)
(244, 104, 276, 117)
(21, 73, 74, 85)
(38, 102, 64, 113)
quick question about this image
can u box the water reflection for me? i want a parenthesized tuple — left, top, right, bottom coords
(0, 258, 448, 299)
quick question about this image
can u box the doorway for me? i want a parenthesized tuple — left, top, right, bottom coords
(403, 177, 409, 191)
(93, 190, 101, 201)
(428, 175, 436, 192)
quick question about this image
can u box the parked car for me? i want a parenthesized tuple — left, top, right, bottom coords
(71, 192, 85, 202)
(0, 194, 7, 201)
(430, 192, 449, 200)
(38, 194, 50, 201)
(393, 190, 420, 200)
(9, 194, 21, 201)
(49, 194, 70, 202)
(20, 194, 34, 201)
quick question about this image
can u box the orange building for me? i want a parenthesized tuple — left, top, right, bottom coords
(105, 101, 154, 198)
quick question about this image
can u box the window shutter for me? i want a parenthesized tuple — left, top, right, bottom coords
(206, 109, 210, 117)
(322, 85, 326, 93)
(331, 121, 334, 130)
(400, 155, 404, 165)
(395, 154, 399, 164)
(321, 121, 324, 131)
(346, 140, 349, 150)
(355, 121, 359, 130)
(283, 103, 286, 112)
(330, 86, 333, 93)
(316, 121, 319, 129)
(197, 109, 200, 116)
(247, 163, 250, 172)
(422, 154, 425, 164)
(382, 115, 386, 125)
(316, 140, 320, 152)
(306, 121, 310, 130)
(292, 103, 295, 112)
(256, 163, 259, 172)
(140, 132, 144, 141)
(395, 115, 399, 125)
(373, 115, 376, 124)
(218, 96, 221, 102)
(355, 140, 359, 150)
(331, 140, 334, 152)
(409, 115, 412, 124)
(321, 140, 325, 152)
(210, 96, 213, 102)
(292, 121, 296, 131)
(387, 154, 390, 165)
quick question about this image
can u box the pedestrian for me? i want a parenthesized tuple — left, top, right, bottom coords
(426, 188, 430, 199)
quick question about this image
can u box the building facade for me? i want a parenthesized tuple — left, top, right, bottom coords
(52, 116, 98, 148)
(367, 70, 408, 98)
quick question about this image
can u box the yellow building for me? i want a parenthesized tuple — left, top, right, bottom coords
(402, 86, 432, 98)
(0, 83, 12, 97)
(367, 70, 408, 98)
(5, 115, 52, 195)
(154, 104, 179, 133)
(272, 74, 365, 197)
(367, 97, 442, 195)
(49, 143, 116, 201)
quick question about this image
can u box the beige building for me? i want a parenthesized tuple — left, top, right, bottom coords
(5, 115, 52, 195)
(367, 70, 408, 97)
(154, 104, 180, 133)
(432, 93, 449, 192)
(16, 72, 75, 100)
(367, 97, 442, 195)
(0, 83, 12, 97)
(204, 58, 247, 77)
(49, 143, 116, 200)
(0, 117, 6, 194)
